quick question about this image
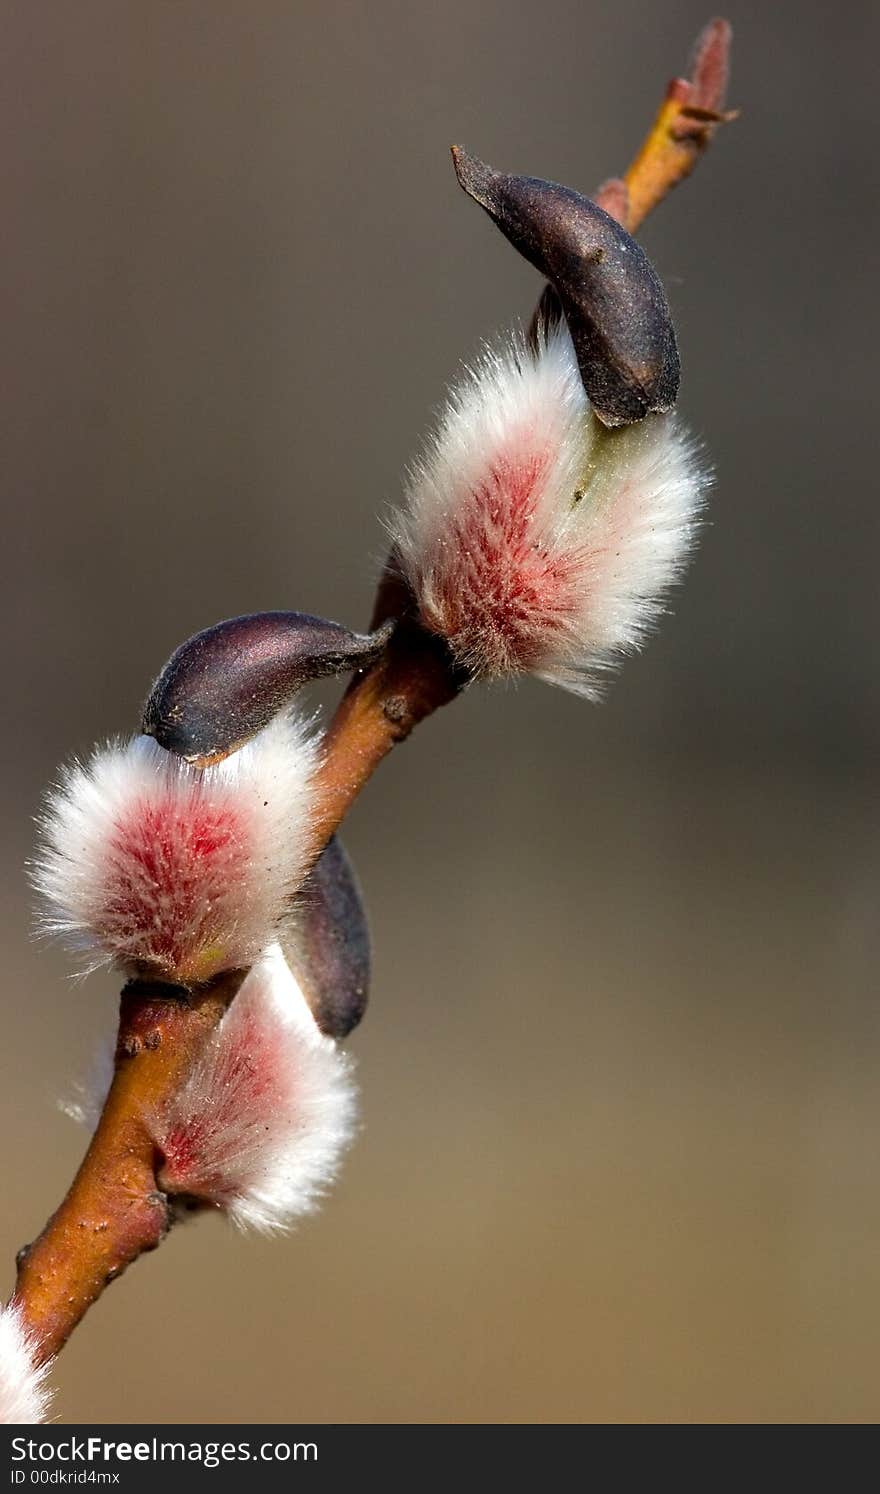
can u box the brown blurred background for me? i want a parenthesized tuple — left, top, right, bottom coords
(2, 0, 878, 1424)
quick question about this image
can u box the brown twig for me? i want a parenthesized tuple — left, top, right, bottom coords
(12, 971, 243, 1361)
(620, 17, 735, 231)
(9, 17, 734, 1372)
(305, 578, 465, 860)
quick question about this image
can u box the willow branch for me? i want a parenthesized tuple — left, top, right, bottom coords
(13, 603, 463, 1366)
(305, 579, 465, 860)
(12, 971, 243, 1362)
(10, 15, 734, 1369)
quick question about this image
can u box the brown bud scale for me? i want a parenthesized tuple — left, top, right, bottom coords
(143, 611, 393, 763)
(452, 146, 680, 426)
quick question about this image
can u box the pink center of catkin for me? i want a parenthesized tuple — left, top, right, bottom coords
(161, 999, 287, 1202)
(100, 791, 247, 977)
(426, 433, 584, 672)
(161, 1122, 202, 1187)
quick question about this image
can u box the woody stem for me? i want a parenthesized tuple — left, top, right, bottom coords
(9, 16, 732, 1368)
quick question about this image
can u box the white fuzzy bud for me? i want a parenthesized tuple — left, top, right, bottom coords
(33, 713, 317, 984)
(392, 322, 706, 697)
(151, 943, 358, 1233)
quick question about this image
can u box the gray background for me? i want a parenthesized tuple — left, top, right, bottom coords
(2, 0, 878, 1423)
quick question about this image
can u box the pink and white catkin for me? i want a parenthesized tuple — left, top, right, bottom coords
(33, 712, 317, 984)
(152, 943, 357, 1232)
(391, 321, 707, 697)
(35, 714, 357, 1235)
(59, 946, 357, 1235)
(0, 1305, 52, 1424)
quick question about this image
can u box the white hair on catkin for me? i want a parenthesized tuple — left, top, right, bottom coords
(58, 1035, 115, 1132)
(152, 943, 358, 1234)
(32, 712, 318, 984)
(391, 320, 707, 697)
(0, 1304, 52, 1425)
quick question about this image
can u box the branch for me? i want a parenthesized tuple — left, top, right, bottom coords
(14, 601, 463, 1365)
(10, 15, 734, 1373)
(306, 577, 465, 860)
(617, 17, 735, 231)
(12, 970, 242, 1361)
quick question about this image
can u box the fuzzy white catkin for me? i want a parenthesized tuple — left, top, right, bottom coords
(0, 1305, 52, 1425)
(33, 712, 318, 984)
(391, 321, 707, 697)
(152, 943, 358, 1233)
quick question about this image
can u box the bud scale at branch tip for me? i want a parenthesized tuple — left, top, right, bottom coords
(451, 146, 680, 427)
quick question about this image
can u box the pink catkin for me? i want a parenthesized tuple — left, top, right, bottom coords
(161, 1001, 281, 1202)
(100, 794, 246, 978)
(422, 437, 587, 674)
(34, 713, 317, 983)
(153, 944, 357, 1233)
(393, 322, 706, 698)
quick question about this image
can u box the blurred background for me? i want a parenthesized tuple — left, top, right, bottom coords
(1, 0, 878, 1424)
